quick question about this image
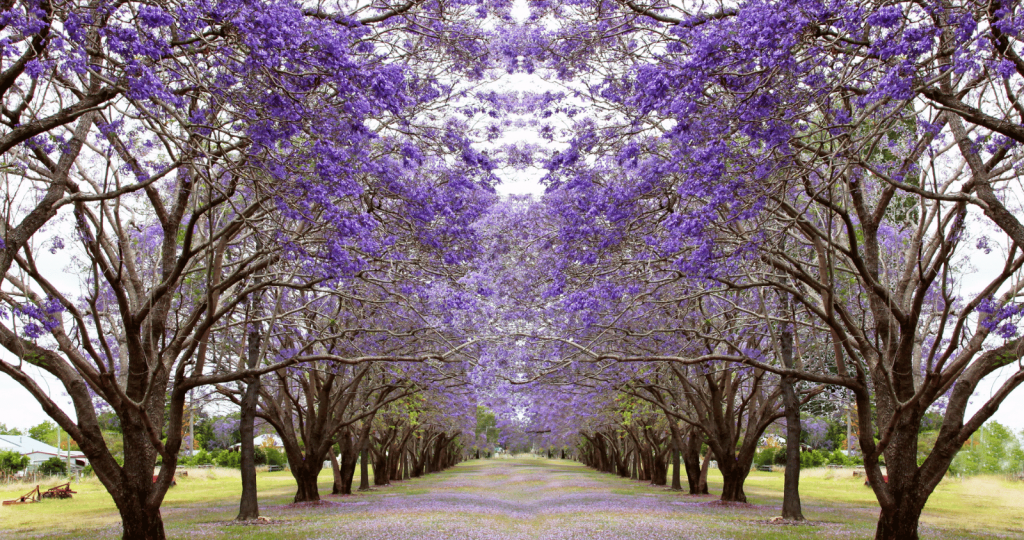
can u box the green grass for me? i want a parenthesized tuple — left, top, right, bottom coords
(0, 468, 342, 537)
(665, 464, 1024, 538)
(1, 460, 1021, 539)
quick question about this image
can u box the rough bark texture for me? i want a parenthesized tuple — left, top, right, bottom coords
(291, 462, 321, 503)
(779, 326, 805, 520)
(236, 307, 262, 520)
(671, 446, 682, 491)
(719, 464, 748, 503)
(236, 378, 260, 519)
(698, 448, 711, 494)
(358, 447, 370, 491)
(874, 495, 926, 540)
(682, 431, 704, 494)
(329, 448, 344, 495)
(115, 492, 166, 540)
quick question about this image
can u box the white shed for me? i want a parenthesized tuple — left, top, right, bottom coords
(0, 435, 88, 470)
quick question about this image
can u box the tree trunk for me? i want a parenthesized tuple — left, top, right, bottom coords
(236, 274, 262, 521)
(779, 318, 805, 520)
(638, 445, 651, 482)
(875, 498, 926, 540)
(697, 448, 711, 495)
(373, 449, 390, 486)
(671, 445, 682, 491)
(115, 492, 166, 540)
(236, 376, 260, 519)
(291, 462, 321, 503)
(340, 449, 357, 494)
(115, 412, 170, 539)
(649, 448, 668, 486)
(683, 431, 703, 495)
(719, 459, 749, 503)
(781, 388, 805, 519)
(329, 448, 343, 495)
(358, 447, 370, 491)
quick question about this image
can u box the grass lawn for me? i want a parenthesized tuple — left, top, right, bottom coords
(0, 460, 1020, 539)
(736, 466, 1024, 536)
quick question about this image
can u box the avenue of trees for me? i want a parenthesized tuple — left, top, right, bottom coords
(1, 1, 1023, 540)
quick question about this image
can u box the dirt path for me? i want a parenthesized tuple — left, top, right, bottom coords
(258, 459, 866, 540)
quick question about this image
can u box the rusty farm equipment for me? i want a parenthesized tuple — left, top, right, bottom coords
(3, 485, 41, 506)
(41, 482, 76, 500)
(3, 482, 78, 506)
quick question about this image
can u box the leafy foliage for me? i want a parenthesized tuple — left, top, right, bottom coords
(0, 450, 30, 474)
(38, 457, 68, 477)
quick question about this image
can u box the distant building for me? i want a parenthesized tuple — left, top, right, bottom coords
(229, 433, 284, 452)
(0, 435, 88, 470)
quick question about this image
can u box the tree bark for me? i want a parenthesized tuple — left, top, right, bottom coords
(875, 496, 926, 540)
(683, 431, 704, 494)
(671, 445, 682, 491)
(236, 377, 260, 519)
(720, 462, 749, 503)
(358, 446, 370, 491)
(115, 491, 166, 540)
(236, 303, 262, 520)
(649, 449, 668, 486)
(373, 447, 390, 486)
(340, 449, 358, 494)
(779, 323, 805, 520)
(292, 463, 321, 503)
(697, 447, 711, 495)
(329, 448, 343, 495)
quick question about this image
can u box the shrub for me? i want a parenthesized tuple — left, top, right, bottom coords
(216, 450, 241, 468)
(0, 450, 30, 475)
(38, 456, 67, 476)
(772, 446, 788, 466)
(827, 449, 848, 466)
(265, 448, 287, 468)
(192, 449, 213, 466)
(801, 449, 826, 468)
(754, 448, 775, 467)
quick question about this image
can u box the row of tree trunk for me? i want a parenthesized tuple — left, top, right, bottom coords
(575, 428, 711, 496)
(288, 425, 464, 502)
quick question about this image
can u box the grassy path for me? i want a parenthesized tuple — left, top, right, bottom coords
(1, 459, 1021, 539)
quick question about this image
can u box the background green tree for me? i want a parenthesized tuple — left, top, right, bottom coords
(0, 423, 24, 436)
(38, 457, 67, 477)
(0, 450, 30, 474)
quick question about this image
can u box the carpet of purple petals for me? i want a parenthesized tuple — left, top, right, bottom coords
(5, 459, 1015, 539)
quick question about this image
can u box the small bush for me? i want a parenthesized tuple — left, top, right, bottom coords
(216, 450, 241, 468)
(754, 448, 775, 467)
(192, 449, 213, 466)
(773, 446, 788, 466)
(0, 450, 30, 474)
(801, 449, 826, 468)
(265, 448, 287, 468)
(38, 456, 67, 477)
